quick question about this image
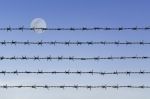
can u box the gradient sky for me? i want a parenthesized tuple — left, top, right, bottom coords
(0, 0, 150, 99)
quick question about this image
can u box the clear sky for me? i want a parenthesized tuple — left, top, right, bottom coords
(0, 0, 150, 99)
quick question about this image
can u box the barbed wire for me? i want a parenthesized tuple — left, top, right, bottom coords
(0, 56, 149, 61)
(0, 70, 149, 75)
(0, 85, 150, 89)
(0, 40, 150, 46)
(1, 26, 150, 31)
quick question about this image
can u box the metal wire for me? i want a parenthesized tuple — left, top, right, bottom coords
(0, 85, 150, 89)
(1, 26, 150, 31)
(0, 56, 149, 61)
(0, 40, 150, 46)
(0, 70, 149, 75)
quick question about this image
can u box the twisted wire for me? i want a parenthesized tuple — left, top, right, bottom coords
(0, 70, 149, 75)
(0, 56, 149, 61)
(1, 26, 150, 31)
(0, 40, 150, 46)
(0, 85, 149, 89)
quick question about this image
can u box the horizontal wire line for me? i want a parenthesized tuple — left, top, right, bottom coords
(0, 26, 150, 31)
(0, 70, 149, 75)
(0, 56, 149, 61)
(0, 41, 150, 46)
(0, 85, 150, 89)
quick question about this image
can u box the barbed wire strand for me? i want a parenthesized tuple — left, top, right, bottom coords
(0, 40, 150, 46)
(0, 70, 149, 75)
(0, 56, 149, 61)
(1, 26, 150, 31)
(0, 85, 150, 89)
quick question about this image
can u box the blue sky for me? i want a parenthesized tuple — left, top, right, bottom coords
(0, 0, 150, 99)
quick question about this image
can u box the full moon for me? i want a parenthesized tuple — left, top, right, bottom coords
(30, 18, 47, 33)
